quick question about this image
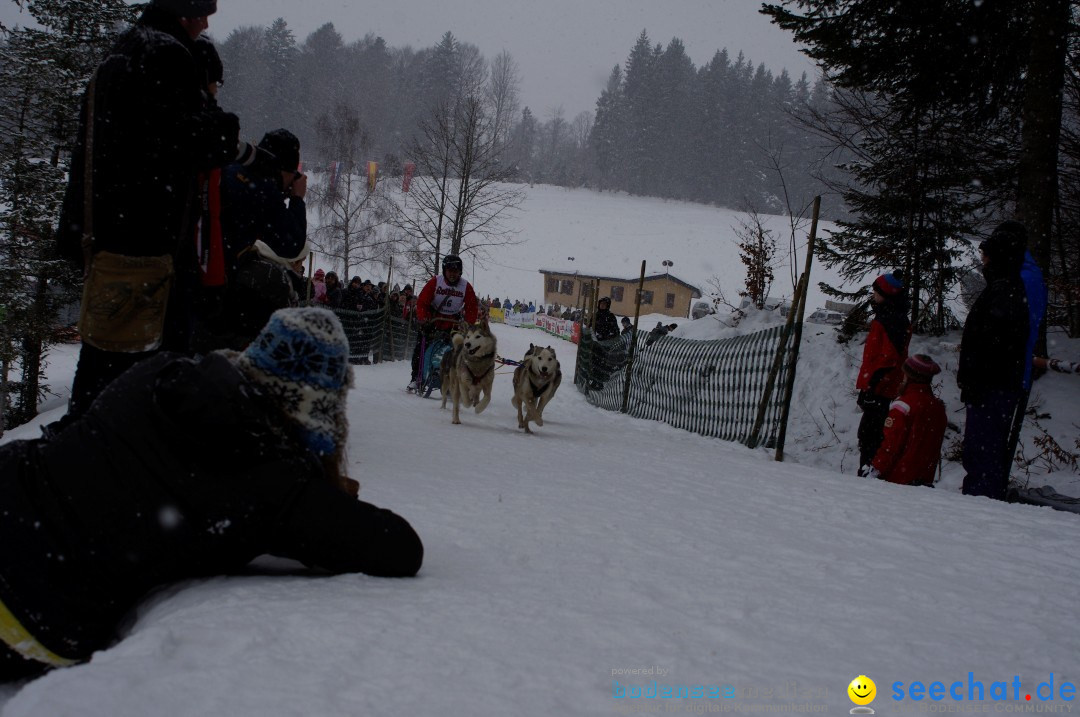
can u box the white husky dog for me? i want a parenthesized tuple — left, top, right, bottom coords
(511, 344, 562, 433)
(440, 323, 497, 425)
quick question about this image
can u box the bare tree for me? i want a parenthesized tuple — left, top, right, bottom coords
(394, 92, 524, 277)
(570, 111, 594, 150)
(486, 50, 520, 148)
(733, 207, 777, 310)
(310, 104, 394, 278)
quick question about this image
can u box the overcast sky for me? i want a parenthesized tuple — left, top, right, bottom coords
(1, 0, 817, 119)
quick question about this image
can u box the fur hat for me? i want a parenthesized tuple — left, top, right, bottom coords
(313, 268, 325, 281)
(257, 128, 301, 173)
(234, 308, 352, 456)
(151, 0, 217, 17)
(903, 354, 941, 383)
(873, 272, 904, 297)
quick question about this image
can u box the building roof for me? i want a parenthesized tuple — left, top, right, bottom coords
(538, 268, 702, 298)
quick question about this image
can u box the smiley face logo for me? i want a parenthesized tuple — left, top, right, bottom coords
(848, 675, 876, 706)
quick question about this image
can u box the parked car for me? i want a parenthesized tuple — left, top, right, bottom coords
(807, 309, 844, 325)
(739, 296, 792, 317)
(691, 301, 715, 319)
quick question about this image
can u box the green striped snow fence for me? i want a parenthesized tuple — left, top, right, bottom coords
(575, 326, 793, 448)
(329, 306, 417, 364)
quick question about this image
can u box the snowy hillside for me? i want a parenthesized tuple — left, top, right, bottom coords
(317, 181, 847, 318)
(2, 319, 1079, 716)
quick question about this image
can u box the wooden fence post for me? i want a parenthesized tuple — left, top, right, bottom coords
(621, 260, 647, 414)
(774, 197, 820, 461)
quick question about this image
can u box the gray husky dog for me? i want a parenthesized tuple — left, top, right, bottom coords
(440, 322, 498, 425)
(511, 343, 562, 433)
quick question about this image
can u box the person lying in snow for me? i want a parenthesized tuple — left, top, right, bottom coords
(0, 308, 422, 680)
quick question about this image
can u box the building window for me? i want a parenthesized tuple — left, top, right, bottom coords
(665, 293, 675, 309)
(610, 286, 624, 302)
(640, 290, 654, 305)
(560, 280, 575, 295)
(546, 277, 558, 293)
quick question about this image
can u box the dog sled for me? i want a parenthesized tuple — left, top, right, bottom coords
(409, 332, 452, 398)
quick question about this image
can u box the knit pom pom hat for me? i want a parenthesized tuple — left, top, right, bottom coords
(873, 272, 904, 297)
(903, 354, 941, 383)
(234, 308, 352, 455)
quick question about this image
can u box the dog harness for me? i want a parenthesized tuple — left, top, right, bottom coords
(465, 351, 495, 385)
(529, 378, 550, 396)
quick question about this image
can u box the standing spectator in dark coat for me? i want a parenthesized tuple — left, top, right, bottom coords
(58, 0, 249, 419)
(358, 280, 381, 312)
(586, 297, 621, 389)
(189, 129, 308, 352)
(220, 129, 306, 275)
(958, 221, 1030, 500)
(855, 272, 911, 471)
(343, 276, 365, 311)
(0, 309, 422, 680)
(593, 297, 620, 341)
(621, 317, 634, 336)
(324, 272, 343, 309)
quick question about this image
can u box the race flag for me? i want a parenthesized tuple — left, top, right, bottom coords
(367, 161, 378, 192)
(327, 161, 342, 194)
(402, 162, 416, 193)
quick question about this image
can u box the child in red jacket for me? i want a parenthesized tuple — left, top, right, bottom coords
(856, 272, 911, 469)
(865, 354, 947, 486)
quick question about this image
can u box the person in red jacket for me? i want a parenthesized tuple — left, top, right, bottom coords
(864, 354, 947, 486)
(856, 271, 911, 470)
(409, 255, 478, 388)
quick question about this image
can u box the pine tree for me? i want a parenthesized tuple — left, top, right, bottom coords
(0, 0, 137, 431)
(256, 18, 299, 135)
(762, 0, 1072, 337)
(588, 66, 624, 191)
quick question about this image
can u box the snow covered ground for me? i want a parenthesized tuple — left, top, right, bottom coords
(2, 318, 1079, 716)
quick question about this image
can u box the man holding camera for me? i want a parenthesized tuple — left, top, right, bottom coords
(190, 129, 310, 352)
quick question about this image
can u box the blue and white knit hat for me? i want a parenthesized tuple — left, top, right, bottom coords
(235, 308, 352, 455)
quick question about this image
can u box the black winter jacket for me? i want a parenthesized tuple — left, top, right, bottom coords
(56, 8, 241, 268)
(594, 309, 620, 341)
(220, 164, 307, 275)
(958, 238, 1029, 404)
(0, 353, 421, 663)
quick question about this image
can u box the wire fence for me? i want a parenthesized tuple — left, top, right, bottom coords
(329, 306, 417, 364)
(327, 304, 794, 449)
(574, 326, 794, 448)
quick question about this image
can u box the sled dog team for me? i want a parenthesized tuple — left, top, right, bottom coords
(439, 322, 561, 433)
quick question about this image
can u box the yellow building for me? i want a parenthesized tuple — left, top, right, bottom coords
(538, 269, 702, 319)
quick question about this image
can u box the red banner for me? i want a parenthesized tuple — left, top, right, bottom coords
(402, 162, 416, 192)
